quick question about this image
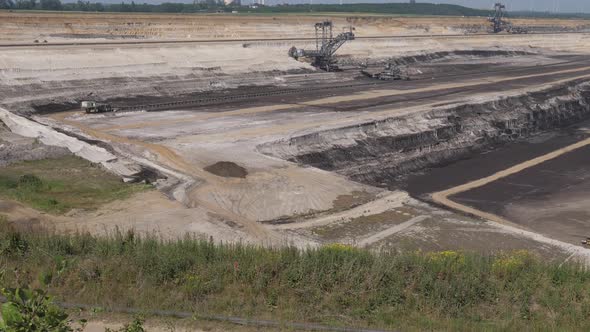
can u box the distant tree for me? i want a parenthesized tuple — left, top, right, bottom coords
(90, 1, 103, 11)
(119, 1, 130, 12)
(15, 0, 30, 9)
(39, 0, 61, 10)
(157, 2, 185, 13)
(134, 2, 150, 12)
(0, 0, 15, 9)
(75, 0, 87, 11)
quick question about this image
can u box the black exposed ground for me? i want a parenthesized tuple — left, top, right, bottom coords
(451, 141, 590, 245)
(398, 124, 590, 198)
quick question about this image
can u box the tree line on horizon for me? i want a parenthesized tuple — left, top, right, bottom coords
(0, 0, 230, 12)
(0, 0, 588, 19)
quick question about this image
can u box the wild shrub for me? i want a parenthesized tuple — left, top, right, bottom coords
(105, 316, 145, 332)
(0, 286, 85, 332)
(17, 175, 43, 191)
(0, 286, 146, 332)
(0, 231, 29, 257)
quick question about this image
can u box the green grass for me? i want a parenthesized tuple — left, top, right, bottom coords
(1, 223, 590, 331)
(0, 156, 150, 214)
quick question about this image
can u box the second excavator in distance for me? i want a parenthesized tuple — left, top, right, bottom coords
(489, 2, 528, 34)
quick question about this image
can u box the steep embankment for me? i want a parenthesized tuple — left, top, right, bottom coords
(2, 12, 590, 43)
(0, 13, 488, 42)
(261, 81, 590, 190)
(0, 12, 481, 42)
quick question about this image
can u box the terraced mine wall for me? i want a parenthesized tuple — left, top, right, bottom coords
(2, 12, 590, 43)
(0, 13, 481, 42)
(261, 81, 590, 189)
(338, 49, 534, 67)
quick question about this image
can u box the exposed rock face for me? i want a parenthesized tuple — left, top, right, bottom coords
(261, 82, 590, 188)
(0, 122, 71, 166)
(3, 12, 590, 43)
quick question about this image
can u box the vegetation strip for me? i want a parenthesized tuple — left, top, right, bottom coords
(2, 2, 590, 18)
(3, 222, 590, 330)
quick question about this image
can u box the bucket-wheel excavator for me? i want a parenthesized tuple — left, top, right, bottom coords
(288, 21, 355, 72)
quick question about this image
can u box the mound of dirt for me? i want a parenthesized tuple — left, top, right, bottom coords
(204, 161, 248, 178)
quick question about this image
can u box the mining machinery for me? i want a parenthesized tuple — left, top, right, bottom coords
(81, 101, 116, 114)
(489, 3, 507, 33)
(288, 21, 355, 72)
(361, 62, 409, 81)
(488, 3, 528, 34)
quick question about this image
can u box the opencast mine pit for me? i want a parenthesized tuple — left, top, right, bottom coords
(3, 12, 590, 263)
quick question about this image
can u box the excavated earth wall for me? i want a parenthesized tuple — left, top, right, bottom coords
(3, 10, 590, 115)
(2, 12, 590, 43)
(261, 81, 590, 190)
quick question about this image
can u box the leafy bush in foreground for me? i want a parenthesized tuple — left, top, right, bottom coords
(0, 286, 83, 332)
